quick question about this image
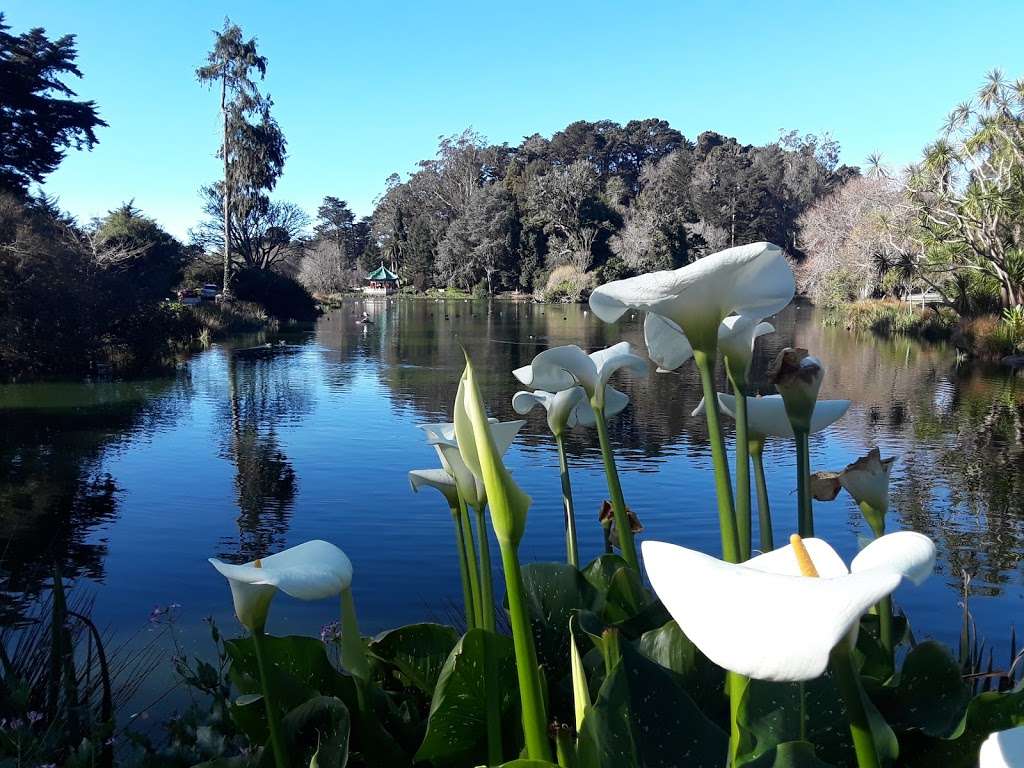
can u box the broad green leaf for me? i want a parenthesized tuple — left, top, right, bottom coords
(230, 692, 269, 744)
(739, 740, 836, 767)
(637, 620, 726, 718)
(855, 613, 909, 682)
(576, 642, 727, 768)
(738, 672, 898, 766)
(369, 623, 460, 696)
(897, 686, 1024, 767)
(278, 696, 350, 768)
(884, 641, 970, 738)
(520, 562, 601, 673)
(494, 761, 561, 767)
(416, 629, 520, 766)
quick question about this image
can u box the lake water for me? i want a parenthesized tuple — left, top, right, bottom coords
(2, 298, 1022, 712)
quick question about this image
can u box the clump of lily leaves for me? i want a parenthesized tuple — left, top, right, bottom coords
(205, 244, 1023, 768)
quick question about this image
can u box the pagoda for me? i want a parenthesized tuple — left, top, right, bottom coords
(364, 264, 399, 295)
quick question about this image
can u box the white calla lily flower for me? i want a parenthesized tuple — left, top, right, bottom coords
(513, 342, 646, 409)
(692, 393, 851, 439)
(719, 315, 775, 378)
(210, 540, 354, 632)
(590, 242, 794, 352)
(642, 531, 936, 682)
(418, 418, 525, 509)
(409, 468, 460, 508)
(644, 313, 774, 374)
(980, 726, 1024, 767)
(840, 448, 895, 514)
(512, 386, 630, 434)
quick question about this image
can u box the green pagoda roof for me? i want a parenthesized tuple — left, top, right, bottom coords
(367, 264, 399, 281)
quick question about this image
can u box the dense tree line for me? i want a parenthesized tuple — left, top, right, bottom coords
(296, 123, 856, 298)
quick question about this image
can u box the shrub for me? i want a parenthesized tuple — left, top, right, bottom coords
(190, 300, 270, 336)
(538, 265, 596, 303)
(954, 311, 1024, 359)
(836, 299, 956, 340)
(232, 267, 318, 321)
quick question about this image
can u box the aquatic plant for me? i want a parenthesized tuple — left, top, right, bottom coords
(189, 242, 1022, 768)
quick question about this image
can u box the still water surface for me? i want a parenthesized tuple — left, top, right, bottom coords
(2, 299, 1022, 703)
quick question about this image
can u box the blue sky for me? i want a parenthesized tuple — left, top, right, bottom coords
(9, 1, 1024, 238)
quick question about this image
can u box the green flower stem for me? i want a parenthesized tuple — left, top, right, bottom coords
(861, 504, 894, 674)
(830, 640, 881, 768)
(592, 403, 640, 571)
(451, 505, 476, 630)
(728, 671, 750, 767)
(749, 438, 774, 551)
(339, 586, 370, 681)
(474, 504, 497, 632)
(458, 495, 482, 629)
(728, 371, 752, 561)
(554, 725, 578, 768)
(794, 428, 814, 538)
(555, 433, 580, 568)
(483, 631, 503, 766)
(251, 627, 289, 768)
(693, 349, 740, 564)
(498, 540, 553, 762)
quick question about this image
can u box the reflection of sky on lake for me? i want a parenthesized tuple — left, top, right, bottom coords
(1, 298, 1021, 713)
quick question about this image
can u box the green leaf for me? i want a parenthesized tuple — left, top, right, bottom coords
(279, 696, 350, 768)
(369, 623, 460, 696)
(739, 673, 898, 766)
(739, 740, 836, 767)
(855, 613, 909, 682)
(416, 629, 520, 766)
(494, 762, 561, 767)
(520, 563, 601, 672)
(230, 692, 269, 744)
(576, 642, 727, 768)
(636, 620, 725, 718)
(897, 686, 1024, 767)
(885, 641, 971, 738)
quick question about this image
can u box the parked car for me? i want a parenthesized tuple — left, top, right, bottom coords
(201, 283, 219, 300)
(177, 288, 201, 306)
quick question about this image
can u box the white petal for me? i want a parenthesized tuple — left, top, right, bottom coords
(851, 531, 936, 586)
(591, 243, 794, 350)
(717, 394, 850, 438)
(719, 315, 775, 372)
(409, 469, 459, 507)
(438, 442, 483, 508)
(745, 537, 850, 578)
(590, 341, 647, 388)
(691, 396, 707, 418)
(511, 390, 547, 416)
(644, 313, 693, 371)
(574, 386, 629, 427)
(515, 346, 594, 393)
(980, 726, 1024, 768)
(418, 421, 457, 447)
(642, 539, 900, 682)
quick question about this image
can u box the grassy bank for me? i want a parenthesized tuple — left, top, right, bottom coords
(827, 299, 1024, 361)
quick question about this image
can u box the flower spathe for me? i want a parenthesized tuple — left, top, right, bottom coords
(979, 725, 1024, 768)
(840, 448, 895, 515)
(692, 393, 851, 439)
(418, 417, 525, 509)
(590, 241, 794, 352)
(512, 342, 646, 410)
(641, 531, 936, 682)
(511, 385, 629, 435)
(643, 314, 774, 375)
(719, 315, 775, 380)
(210, 540, 354, 632)
(409, 468, 459, 508)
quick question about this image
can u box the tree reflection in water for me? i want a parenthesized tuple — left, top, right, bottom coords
(0, 379, 184, 623)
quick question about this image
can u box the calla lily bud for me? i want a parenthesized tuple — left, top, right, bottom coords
(840, 448, 895, 516)
(810, 472, 842, 501)
(768, 348, 824, 433)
